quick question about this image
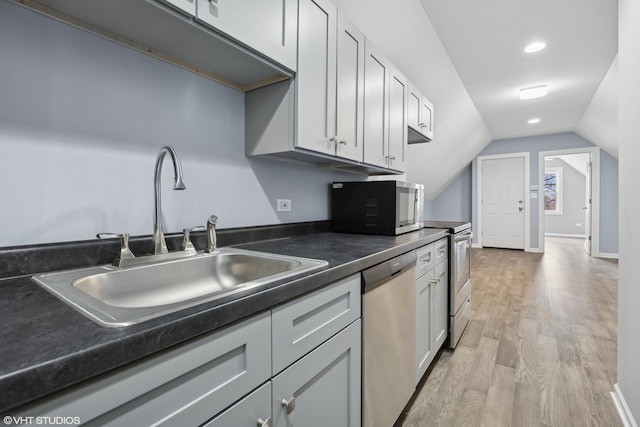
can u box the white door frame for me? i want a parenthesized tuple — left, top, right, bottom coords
(477, 152, 531, 251)
(538, 147, 600, 256)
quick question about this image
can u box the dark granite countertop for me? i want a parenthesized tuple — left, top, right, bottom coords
(0, 228, 447, 413)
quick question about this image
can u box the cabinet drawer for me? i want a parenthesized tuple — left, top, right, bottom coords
(203, 381, 272, 427)
(20, 313, 272, 426)
(434, 238, 448, 266)
(416, 243, 434, 278)
(272, 274, 361, 375)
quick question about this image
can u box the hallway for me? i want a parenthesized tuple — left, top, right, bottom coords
(400, 237, 621, 427)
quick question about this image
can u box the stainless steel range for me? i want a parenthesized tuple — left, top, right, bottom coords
(423, 221, 472, 349)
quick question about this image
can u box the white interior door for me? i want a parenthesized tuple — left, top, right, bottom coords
(584, 157, 593, 255)
(482, 157, 525, 249)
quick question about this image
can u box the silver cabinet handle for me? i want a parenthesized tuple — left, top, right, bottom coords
(518, 207, 523, 211)
(282, 397, 296, 415)
(386, 155, 396, 160)
(329, 136, 338, 145)
(339, 139, 347, 145)
(421, 253, 431, 263)
(257, 418, 273, 427)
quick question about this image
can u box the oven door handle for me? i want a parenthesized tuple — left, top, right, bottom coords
(454, 231, 473, 242)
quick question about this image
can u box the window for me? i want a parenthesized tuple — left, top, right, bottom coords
(544, 167, 563, 215)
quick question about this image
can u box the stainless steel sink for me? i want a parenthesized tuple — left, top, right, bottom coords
(32, 248, 328, 327)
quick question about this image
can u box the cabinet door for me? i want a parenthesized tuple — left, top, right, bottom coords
(335, 12, 365, 162)
(195, 0, 297, 71)
(407, 83, 422, 131)
(432, 261, 448, 350)
(203, 382, 272, 427)
(421, 95, 434, 140)
(296, 0, 337, 156)
(363, 40, 390, 168)
(387, 66, 408, 172)
(415, 271, 435, 384)
(272, 320, 361, 427)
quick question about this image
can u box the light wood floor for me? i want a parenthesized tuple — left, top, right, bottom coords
(400, 237, 621, 427)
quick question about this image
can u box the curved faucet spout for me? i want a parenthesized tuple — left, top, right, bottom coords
(154, 146, 186, 255)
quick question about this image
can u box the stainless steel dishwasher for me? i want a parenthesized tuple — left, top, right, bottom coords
(362, 250, 417, 427)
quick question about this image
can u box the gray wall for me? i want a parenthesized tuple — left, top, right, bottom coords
(0, 2, 357, 247)
(544, 158, 586, 236)
(423, 164, 472, 222)
(618, 0, 640, 420)
(471, 132, 618, 253)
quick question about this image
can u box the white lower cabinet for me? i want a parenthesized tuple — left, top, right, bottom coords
(272, 319, 362, 427)
(415, 269, 435, 383)
(17, 275, 362, 427)
(415, 238, 449, 384)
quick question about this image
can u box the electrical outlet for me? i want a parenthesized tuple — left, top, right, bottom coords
(277, 199, 292, 212)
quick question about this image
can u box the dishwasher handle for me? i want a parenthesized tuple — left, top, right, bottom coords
(362, 250, 417, 293)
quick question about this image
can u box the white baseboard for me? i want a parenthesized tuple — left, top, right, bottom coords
(471, 243, 482, 249)
(600, 252, 619, 259)
(612, 383, 638, 427)
(544, 233, 586, 238)
(527, 247, 543, 253)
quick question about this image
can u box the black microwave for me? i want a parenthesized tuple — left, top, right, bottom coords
(331, 181, 425, 235)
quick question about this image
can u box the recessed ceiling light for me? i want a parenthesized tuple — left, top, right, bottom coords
(528, 118, 541, 124)
(520, 84, 548, 100)
(524, 42, 546, 53)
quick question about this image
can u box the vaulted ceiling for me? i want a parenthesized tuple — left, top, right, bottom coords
(333, 0, 618, 199)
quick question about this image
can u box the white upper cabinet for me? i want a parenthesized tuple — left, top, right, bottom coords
(335, 13, 365, 162)
(363, 41, 408, 172)
(388, 66, 408, 172)
(296, 0, 338, 156)
(407, 82, 434, 143)
(195, 0, 298, 72)
(363, 41, 390, 169)
(421, 96, 434, 140)
(296, 0, 364, 162)
(27, 0, 295, 90)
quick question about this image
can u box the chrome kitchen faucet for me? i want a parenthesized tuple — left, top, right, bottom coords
(153, 145, 186, 255)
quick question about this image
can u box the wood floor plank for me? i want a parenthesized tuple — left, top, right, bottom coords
(452, 389, 486, 427)
(512, 381, 541, 427)
(537, 334, 573, 427)
(515, 318, 539, 385)
(401, 238, 621, 427)
(479, 364, 516, 427)
(466, 336, 499, 393)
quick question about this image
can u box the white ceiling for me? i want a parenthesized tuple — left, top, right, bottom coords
(418, 0, 618, 141)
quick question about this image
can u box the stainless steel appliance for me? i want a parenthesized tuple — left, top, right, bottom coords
(423, 221, 472, 349)
(331, 181, 424, 235)
(362, 250, 416, 427)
